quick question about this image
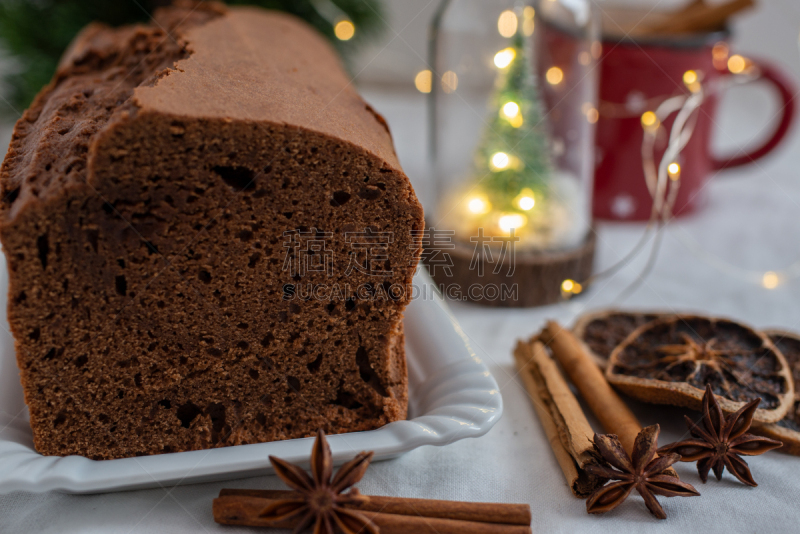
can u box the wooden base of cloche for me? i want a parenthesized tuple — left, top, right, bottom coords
(422, 231, 596, 308)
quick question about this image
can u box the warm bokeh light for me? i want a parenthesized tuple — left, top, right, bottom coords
(586, 107, 599, 124)
(763, 271, 779, 289)
(545, 66, 564, 85)
(502, 101, 520, 118)
(683, 70, 702, 93)
(561, 279, 583, 295)
(334, 20, 355, 41)
(497, 10, 518, 38)
(414, 70, 432, 93)
(494, 48, 516, 69)
(502, 101, 522, 127)
(728, 54, 747, 74)
(641, 111, 659, 129)
(491, 152, 511, 170)
(514, 189, 536, 211)
(578, 51, 591, 66)
(467, 195, 491, 215)
(518, 195, 535, 210)
(498, 213, 527, 232)
(667, 162, 681, 178)
(523, 6, 535, 36)
(441, 70, 458, 93)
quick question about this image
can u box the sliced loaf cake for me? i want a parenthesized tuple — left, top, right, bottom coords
(0, 3, 423, 459)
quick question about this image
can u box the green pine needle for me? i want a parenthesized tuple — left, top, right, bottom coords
(0, 0, 385, 116)
(472, 32, 553, 212)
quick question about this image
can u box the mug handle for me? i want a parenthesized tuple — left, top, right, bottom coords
(711, 58, 797, 171)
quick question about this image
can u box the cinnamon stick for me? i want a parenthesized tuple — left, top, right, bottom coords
(218, 489, 532, 526)
(513, 339, 605, 497)
(213, 495, 532, 534)
(541, 321, 643, 455)
(647, 0, 755, 34)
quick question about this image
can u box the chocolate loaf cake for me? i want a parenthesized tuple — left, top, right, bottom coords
(0, 3, 423, 459)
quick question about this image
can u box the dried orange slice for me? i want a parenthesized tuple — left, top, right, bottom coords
(572, 309, 664, 369)
(755, 330, 800, 454)
(606, 315, 794, 423)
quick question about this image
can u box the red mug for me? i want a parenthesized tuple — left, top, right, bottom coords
(593, 31, 797, 221)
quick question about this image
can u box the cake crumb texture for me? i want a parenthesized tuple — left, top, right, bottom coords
(0, 3, 423, 460)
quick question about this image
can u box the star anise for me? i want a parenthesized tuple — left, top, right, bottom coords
(585, 425, 700, 519)
(656, 333, 727, 371)
(260, 429, 378, 534)
(658, 384, 783, 487)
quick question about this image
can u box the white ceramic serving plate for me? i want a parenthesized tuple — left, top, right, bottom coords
(0, 265, 501, 494)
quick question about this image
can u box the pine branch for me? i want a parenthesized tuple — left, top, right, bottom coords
(0, 0, 385, 115)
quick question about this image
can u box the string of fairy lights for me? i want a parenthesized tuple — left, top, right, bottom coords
(345, 4, 799, 299)
(561, 43, 800, 300)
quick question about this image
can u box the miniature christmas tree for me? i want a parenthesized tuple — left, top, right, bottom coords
(474, 31, 552, 212)
(423, 5, 597, 307)
(438, 20, 582, 251)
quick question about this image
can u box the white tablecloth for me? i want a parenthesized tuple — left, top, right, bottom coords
(2, 79, 800, 532)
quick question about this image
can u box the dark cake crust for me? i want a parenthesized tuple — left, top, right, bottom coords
(0, 4, 423, 459)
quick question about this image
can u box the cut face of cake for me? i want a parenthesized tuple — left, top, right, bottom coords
(0, 4, 423, 460)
